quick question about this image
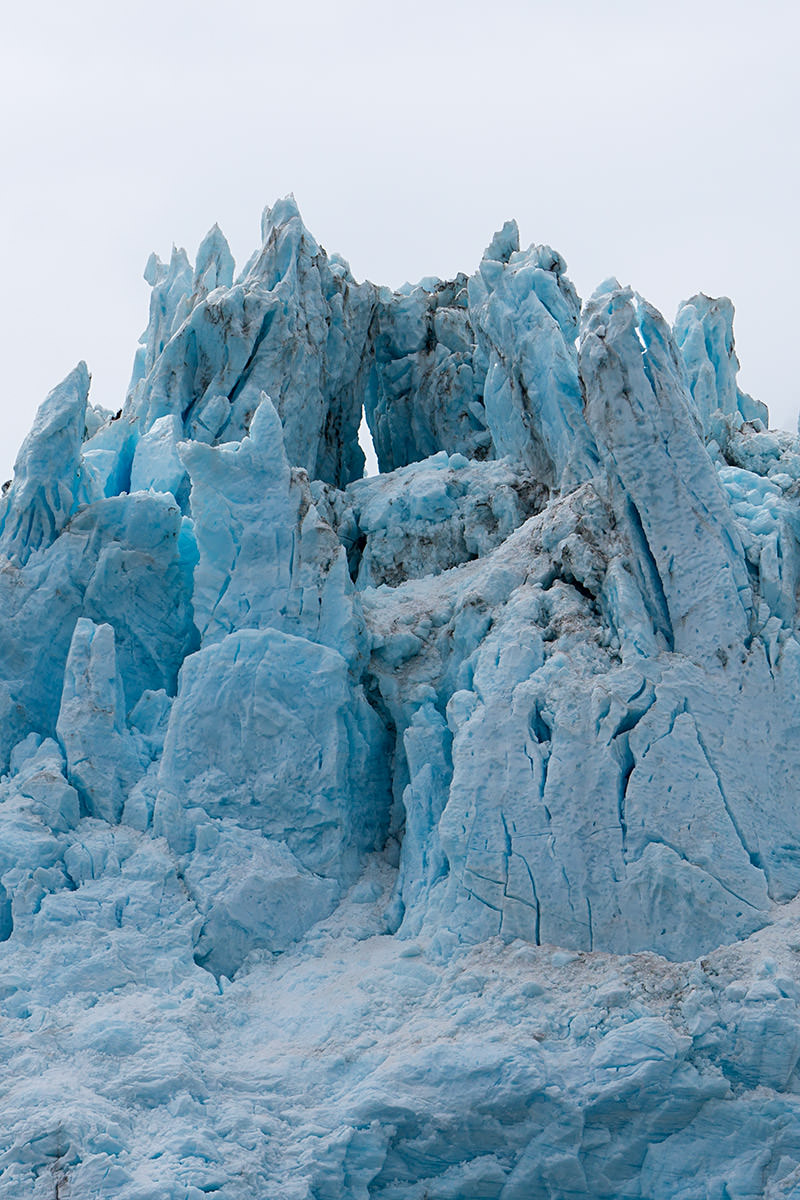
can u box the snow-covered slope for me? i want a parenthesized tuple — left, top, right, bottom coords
(2, 197, 800, 1197)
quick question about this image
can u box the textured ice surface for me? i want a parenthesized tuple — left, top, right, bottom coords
(2, 199, 800, 1197)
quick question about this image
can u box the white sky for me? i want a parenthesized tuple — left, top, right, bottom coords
(1, 0, 797, 480)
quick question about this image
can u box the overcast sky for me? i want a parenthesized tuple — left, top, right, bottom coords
(1, 0, 796, 480)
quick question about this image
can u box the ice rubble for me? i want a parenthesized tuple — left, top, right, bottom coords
(2, 197, 800, 1197)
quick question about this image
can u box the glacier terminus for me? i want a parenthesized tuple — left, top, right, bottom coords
(1, 196, 800, 1197)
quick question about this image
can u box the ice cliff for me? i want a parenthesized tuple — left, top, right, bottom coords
(2, 196, 800, 1197)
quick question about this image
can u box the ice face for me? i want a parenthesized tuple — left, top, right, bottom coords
(0, 361, 89, 564)
(468, 226, 599, 489)
(580, 281, 753, 661)
(56, 619, 147, 823)
(123, 195, 376, 490)
(364, 274, 492, 472)
(2, 198, 800, 1197)
(674, 292, 769, 431)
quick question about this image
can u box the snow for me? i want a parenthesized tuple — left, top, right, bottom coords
(1, 197, 800, 1196)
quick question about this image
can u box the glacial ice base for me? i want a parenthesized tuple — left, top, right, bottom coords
(1, 197, 800, 1197)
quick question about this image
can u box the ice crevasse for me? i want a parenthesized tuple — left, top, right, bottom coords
(2, 195, 800, 1197)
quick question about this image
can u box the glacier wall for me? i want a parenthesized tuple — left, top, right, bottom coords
(2, 197, 800, 1197)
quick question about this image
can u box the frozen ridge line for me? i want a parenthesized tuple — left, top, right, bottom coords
(1, 196, 800, 1197)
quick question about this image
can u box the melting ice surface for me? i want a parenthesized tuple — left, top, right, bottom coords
(2, 197, 800, 1197)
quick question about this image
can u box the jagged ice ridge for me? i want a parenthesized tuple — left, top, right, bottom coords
(1, 196, 800, 1197)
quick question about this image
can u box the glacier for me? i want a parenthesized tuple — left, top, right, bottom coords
(1, 194, 800, 1197)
